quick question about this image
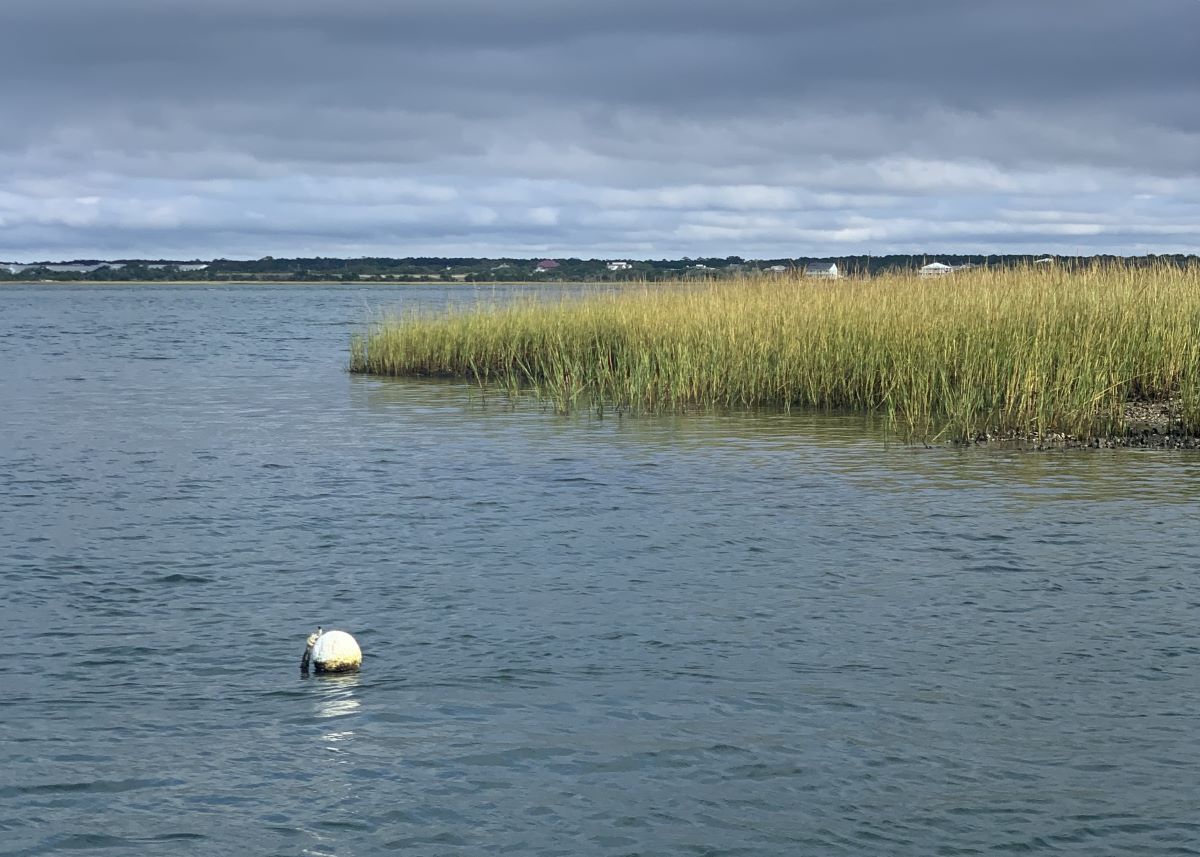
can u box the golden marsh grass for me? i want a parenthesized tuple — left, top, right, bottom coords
(350, 263, 1200, 441)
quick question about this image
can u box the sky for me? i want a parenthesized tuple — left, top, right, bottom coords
(1, 0, 1198, 260)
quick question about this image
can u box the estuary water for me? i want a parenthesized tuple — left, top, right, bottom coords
(2, 283, 1199, 856)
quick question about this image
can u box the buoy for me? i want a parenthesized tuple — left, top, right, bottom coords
(300, 627, 362, 674)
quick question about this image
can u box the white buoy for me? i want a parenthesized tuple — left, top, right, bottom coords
(301, 628, 362, 674)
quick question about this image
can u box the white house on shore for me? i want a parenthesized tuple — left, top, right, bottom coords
(804, 262, 839, 279)
(919, 262, 956, 277)
(606, 260, 632, 271)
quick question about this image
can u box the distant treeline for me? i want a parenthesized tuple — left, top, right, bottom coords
(3, 254, 1198, 282)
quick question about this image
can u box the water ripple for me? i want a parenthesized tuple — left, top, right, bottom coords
(3, 284, 1200, 855)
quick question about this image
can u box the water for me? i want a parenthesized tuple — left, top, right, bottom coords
(2, 283, 1199, 856)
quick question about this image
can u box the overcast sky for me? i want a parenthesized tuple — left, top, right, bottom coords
(2, 0, 1197, 260)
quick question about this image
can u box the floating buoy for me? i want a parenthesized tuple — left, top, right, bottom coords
(300, 627, 362, 674)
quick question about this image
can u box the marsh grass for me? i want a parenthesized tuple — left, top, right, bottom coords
(350, 263, 1200, 441)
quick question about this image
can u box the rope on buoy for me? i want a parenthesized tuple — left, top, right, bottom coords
(300, 626, 322, 673)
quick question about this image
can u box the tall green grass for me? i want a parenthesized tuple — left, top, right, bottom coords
(350, 263, 1200, 441)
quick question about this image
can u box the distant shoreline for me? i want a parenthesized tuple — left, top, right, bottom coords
(1, 279, 585, 287)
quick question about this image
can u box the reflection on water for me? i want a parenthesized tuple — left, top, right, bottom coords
(312, 674, 361, 754)
(310, 672, 363, 720)
(2, 284, 1200, 857)
(352, 373, 1200, 505)
(320, 730, 355, 746)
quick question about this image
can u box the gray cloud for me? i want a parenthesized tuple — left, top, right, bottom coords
(1, 0, 1198, 259)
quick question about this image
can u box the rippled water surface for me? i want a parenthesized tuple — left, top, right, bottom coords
(3, 283, 1200, 856)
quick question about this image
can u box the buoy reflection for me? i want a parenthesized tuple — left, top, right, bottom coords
(312, 672, 361, 719)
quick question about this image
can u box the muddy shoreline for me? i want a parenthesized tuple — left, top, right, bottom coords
(965, 399, 1200, 449)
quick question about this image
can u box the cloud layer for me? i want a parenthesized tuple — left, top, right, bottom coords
(2, 0, 1198, 259)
